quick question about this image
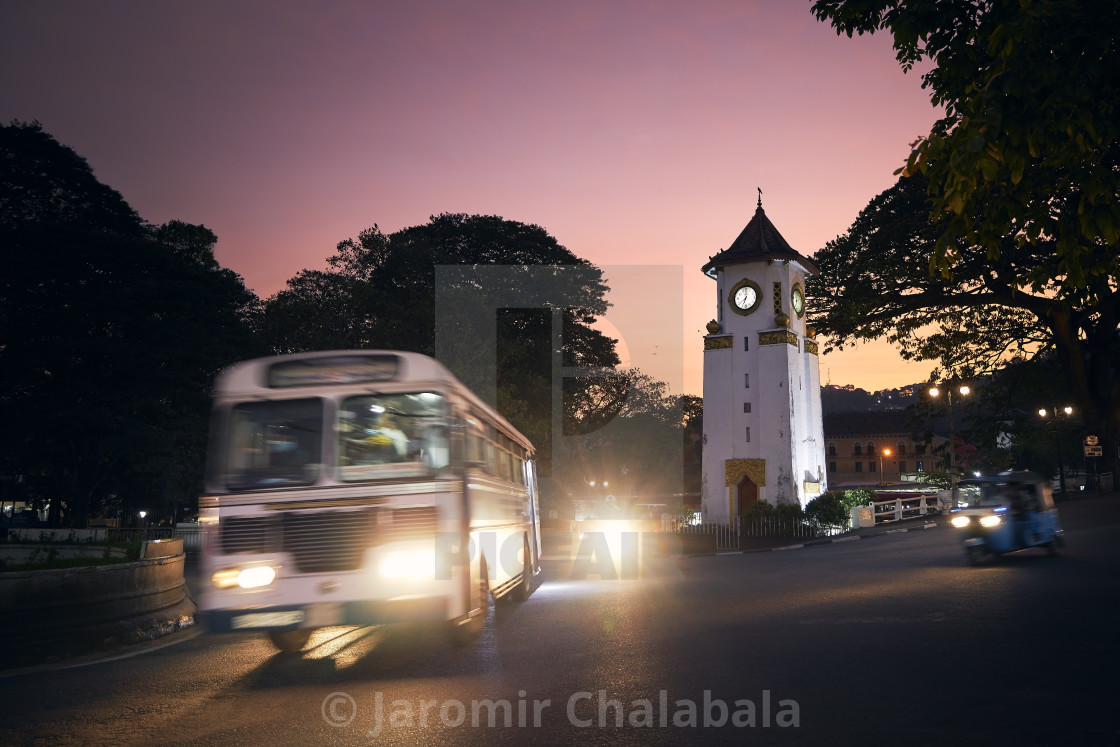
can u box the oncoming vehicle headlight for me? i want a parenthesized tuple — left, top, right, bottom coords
(380, 550, 436, 580)
(212, 565, 277, 589)
(979, 514, 1002, 528)
(950, 515, 971, 529)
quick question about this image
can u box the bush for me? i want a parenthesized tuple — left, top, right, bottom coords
(838, 488, 876, 511)
(805, 493, 849, 526)
(742, 499, 776, 520)
(774, 502, 805, 521)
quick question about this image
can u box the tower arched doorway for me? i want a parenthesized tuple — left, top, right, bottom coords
(736, 474, 759, 518)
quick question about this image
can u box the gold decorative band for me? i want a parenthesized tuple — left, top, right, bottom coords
(759, 330, 798, 347)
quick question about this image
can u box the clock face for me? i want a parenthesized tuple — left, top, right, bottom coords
(728, 279, 761, 315)
(791, 286, 805, 316)
(734, 286, 757, 310)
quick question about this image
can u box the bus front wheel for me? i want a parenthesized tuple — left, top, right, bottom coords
(268, 628, 312, 653)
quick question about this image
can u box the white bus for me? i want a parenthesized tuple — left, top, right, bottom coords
(197, 350, 542, 652)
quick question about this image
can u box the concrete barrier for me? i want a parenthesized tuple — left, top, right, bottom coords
(0, 539, 196, 667)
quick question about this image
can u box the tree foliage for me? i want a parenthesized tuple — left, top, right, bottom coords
(812, 0, 1120, 281)
(0, 122, 265, 526)
(809, 0, 1120, 476)
(808, 171, 1119, 478)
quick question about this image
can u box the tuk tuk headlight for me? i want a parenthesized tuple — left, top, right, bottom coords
(950, 515, 971, 529)
(979, 515, 1002, 528)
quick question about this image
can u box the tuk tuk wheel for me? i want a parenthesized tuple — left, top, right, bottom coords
(966, 545, 987, 566)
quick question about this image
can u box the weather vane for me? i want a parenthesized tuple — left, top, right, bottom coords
(757, 187, 763, 208)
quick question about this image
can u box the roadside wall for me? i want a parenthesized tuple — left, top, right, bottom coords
(0, 539, 195, 665)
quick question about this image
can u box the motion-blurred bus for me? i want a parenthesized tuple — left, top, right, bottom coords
(197, 350, 541, 652)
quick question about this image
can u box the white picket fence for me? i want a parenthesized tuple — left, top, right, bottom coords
(869, 495, 939, 524)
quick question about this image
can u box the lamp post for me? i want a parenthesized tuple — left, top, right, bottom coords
(880, 447, 892, 485)
(929, 384, 970, 507)
(1038, 406, 1073, 493)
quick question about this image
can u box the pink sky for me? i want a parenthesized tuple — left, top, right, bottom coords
(1, 1, 941, 395)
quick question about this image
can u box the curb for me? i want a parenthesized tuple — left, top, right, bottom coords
(766, 520, 939, 552)
(681, 519, 941, 557)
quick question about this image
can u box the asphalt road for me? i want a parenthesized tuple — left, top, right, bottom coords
(2, 494, 1118, 746)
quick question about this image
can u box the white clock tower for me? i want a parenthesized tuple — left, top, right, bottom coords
(701, 194, 827, 523)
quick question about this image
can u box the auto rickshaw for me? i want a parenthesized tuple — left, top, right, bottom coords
(949, 471, 1065, 565)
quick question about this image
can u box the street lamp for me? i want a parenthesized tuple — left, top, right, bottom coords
(929, 384, 971, 508)
(1038, 406, 1073, 493)
(880, 447, 892, 485)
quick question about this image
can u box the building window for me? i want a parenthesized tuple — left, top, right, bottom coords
(916, 460, 924, 472)
(854, 462, 863, 473)
(870, 461, 877, 473)
(898, 461, 907, 473)
(828, 462, 837, 472)
(828, 443, 836, 457)
(743, 402, 751, 413)
(897, 443, 907, 456)
(854, 443, 862, 456)
(745, 427, 751, 442)
(916, 444, 926, 456)
(867, 442, 876, 456)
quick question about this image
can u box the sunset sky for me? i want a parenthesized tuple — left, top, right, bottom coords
(2, 1, 943, 396)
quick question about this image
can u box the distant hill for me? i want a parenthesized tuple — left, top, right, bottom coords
(820, 384, 921, 414)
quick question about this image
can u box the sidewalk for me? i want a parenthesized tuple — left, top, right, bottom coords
(720, 513, 942, 555)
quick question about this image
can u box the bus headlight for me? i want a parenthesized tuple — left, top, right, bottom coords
(950, 515, 971, 528)
(212, 565, 277, 589)
(380, 551, 436, 580)
(979, 515, 1002, 528)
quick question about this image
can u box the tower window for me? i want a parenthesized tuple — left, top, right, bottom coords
(744, 374, 750, 388)
(744, 336, 749, 351)
(745, 427, 751, 442)
(743, 402, 751, 413)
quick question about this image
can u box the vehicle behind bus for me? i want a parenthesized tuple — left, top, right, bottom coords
(197, 351, 541, 652)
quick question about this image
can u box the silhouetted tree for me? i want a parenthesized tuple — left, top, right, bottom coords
(0, 121, 265, 526)
(257, 213, 622, 476)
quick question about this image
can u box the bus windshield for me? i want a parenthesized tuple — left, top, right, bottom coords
(223, 398, 324, 490)
(338, 392, 449, 480)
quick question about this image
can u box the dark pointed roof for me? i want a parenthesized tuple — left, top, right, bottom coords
(702, 201, 819, 278)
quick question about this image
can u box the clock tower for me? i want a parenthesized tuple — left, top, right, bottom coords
(700, 195, 827, 523)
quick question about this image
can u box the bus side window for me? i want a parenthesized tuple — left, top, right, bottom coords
(485, 440, 497, 477)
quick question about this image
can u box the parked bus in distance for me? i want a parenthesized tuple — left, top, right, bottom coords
(197, 350, 542, 652)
